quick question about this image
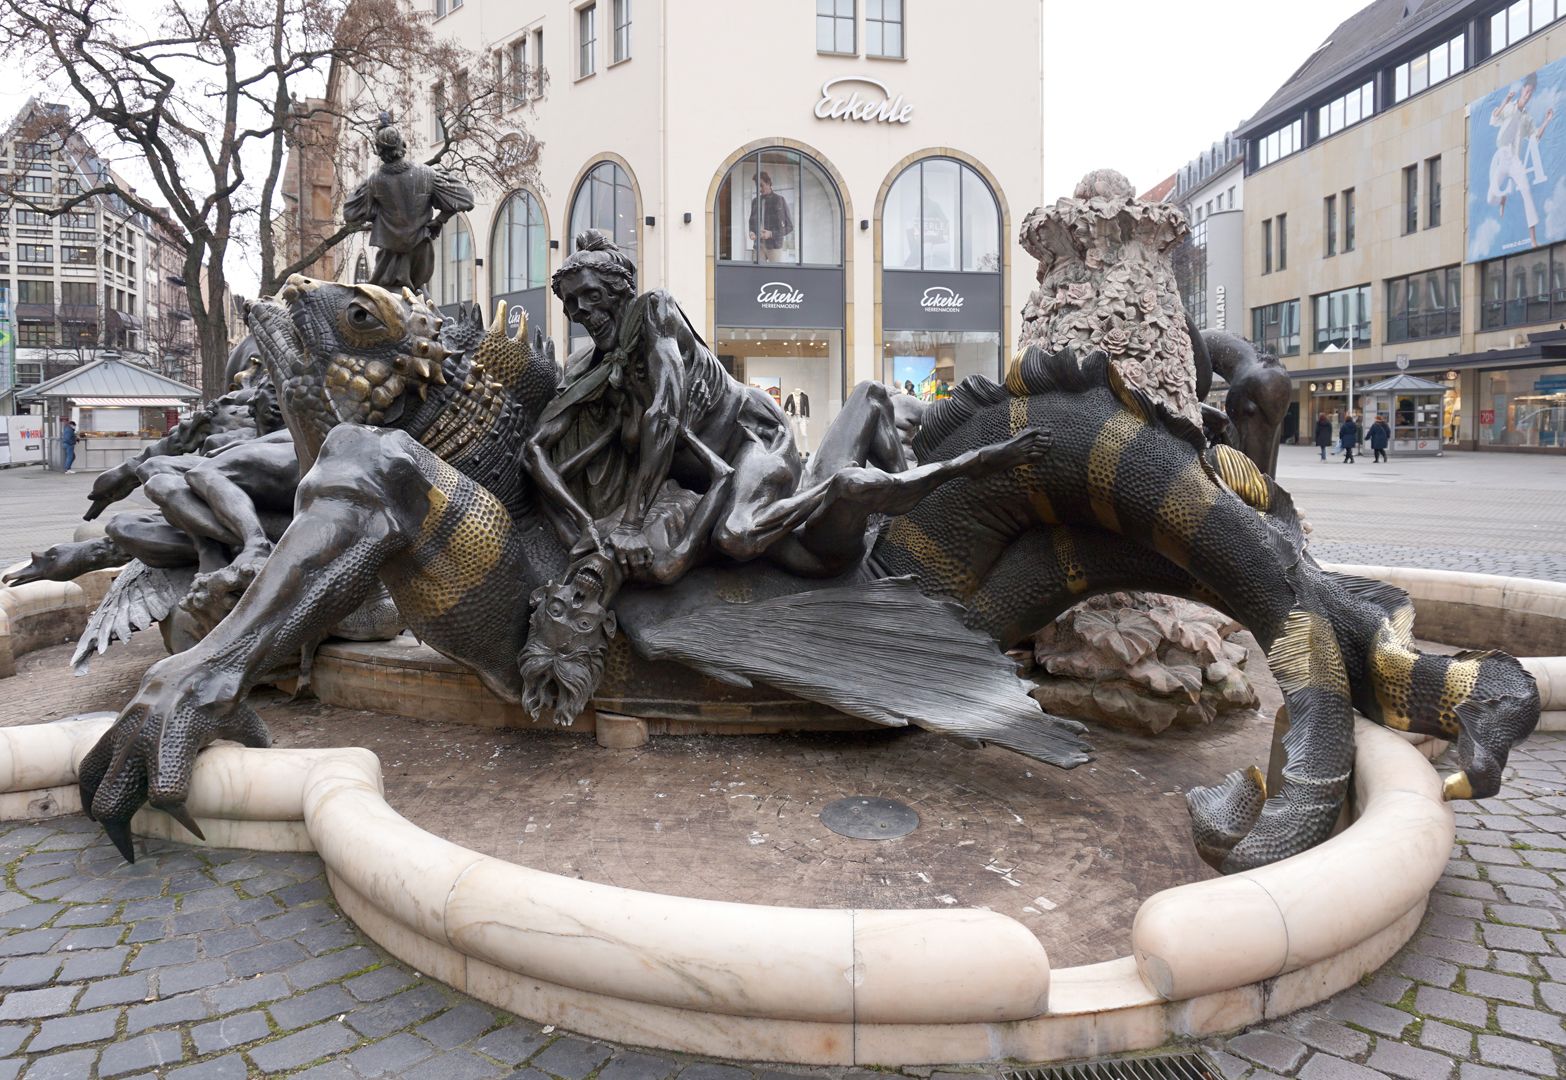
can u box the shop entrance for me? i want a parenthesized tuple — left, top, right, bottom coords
(714, 329, 843, 456)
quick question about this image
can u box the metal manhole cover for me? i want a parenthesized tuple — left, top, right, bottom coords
(819, 796, 919, 839)
(1003, 1048, 1220, 1079)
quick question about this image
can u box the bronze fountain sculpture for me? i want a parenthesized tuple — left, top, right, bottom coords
(6, 171, 1540, 881)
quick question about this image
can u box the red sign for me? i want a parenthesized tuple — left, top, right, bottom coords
(1479, 409, 1496, 425)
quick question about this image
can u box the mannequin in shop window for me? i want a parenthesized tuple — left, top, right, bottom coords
(748, 171, 793, 262)
(783, 388, 811, 453)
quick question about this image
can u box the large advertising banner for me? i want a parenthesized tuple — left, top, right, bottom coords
(1469, 57, 1566, 262)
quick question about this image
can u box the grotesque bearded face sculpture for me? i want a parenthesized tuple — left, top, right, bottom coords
(557, 266, 630, 353)
(518, 558, 619, 725)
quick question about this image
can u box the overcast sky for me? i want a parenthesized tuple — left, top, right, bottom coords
(2, 0, 1375, 293)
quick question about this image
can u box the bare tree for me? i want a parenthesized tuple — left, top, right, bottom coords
(1, 0, 543, 397)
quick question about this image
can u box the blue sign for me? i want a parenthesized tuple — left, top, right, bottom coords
(1468, 56, 1566, 262)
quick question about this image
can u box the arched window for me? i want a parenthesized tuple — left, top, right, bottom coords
(568, 161, 637, 263)
(353, 252, 369, 284)
(882, 157, 1000, 273)
(436, 216, 474, 306)
(490, 190, 548, 295)
(715, 148, 841, 266)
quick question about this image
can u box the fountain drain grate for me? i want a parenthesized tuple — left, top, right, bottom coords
(1002, 1049, 1220, 1080)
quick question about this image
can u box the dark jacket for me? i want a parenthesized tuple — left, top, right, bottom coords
(1368, 420, 1391, 450)
(748, 192, 793, 249)
(1338, 418, 1359, 450)
(1314, 418, 1332, 447)
(60, 424, 77, 448)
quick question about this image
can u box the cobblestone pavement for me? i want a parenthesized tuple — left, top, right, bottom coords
(0, 466, 154, 571)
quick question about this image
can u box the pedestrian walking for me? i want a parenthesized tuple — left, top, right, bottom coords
(1369, 414, 1391, 463)
(1339, 413, 1359, 464)
(60, 418, 78, 474)
(1315, 412, 1332, 461)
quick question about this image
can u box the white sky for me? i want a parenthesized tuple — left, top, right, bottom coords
(1, 0, 1375, 294)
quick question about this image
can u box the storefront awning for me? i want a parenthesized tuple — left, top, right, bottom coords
(72, 397, 188, 407)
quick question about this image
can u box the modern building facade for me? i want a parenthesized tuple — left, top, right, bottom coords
(1163, 134, 1245, 340)
(0, 101, 173, 404)
(1239, 0, 1566, 453)
(332, 0, 1045, 437)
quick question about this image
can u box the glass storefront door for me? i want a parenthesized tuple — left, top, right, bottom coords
(1480, 363, 1566, 450)
(881, 330, 1000, 400)
(714, 328, 843, 456)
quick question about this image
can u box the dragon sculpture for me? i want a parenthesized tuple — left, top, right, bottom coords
(40, 174, 1535, 877)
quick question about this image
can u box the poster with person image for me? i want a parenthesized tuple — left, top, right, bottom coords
(1468, 58, 1566, 262)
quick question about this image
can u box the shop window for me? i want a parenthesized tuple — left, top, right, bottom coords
(817, 0, 855, 54)
(435, 215, 473, 306)
(715, 148, 841, 267)
(1386, 266, 1460, 342)
(1251, 299, 1300, 357)
(716, 329, 844, 444)
(882, 157, 999, 272)
(866, 0, 903, 59)
(1312, 284, 1371, 352)
(569, 160, 637, 263)
(1481, 362, 1566, 449)
(490, 189, 548, 293)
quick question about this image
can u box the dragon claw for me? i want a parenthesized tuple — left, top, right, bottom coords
(102, 818, 136, 864)
(160, 802, 206, 842)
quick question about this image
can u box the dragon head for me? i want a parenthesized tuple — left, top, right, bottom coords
(247, 276, 450, 429)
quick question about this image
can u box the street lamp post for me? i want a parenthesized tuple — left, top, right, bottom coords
(1324, 336, 1355, 417)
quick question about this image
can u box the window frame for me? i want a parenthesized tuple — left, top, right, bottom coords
(1311, 283, 1372, 352)
(877, 154, 1001, 274)
(489, 188, 550, 295)
(1426, 155, 1442, 229)
(1343, 188, 1357, 252)
(612, 0, 631, 64)
(1262, 217, 1273, 275)
(1385, 265, 1461, 343)
(1324, 194, 1337, 258)
(816, 0, 857, 56)
(1403, 164, 1419, 235)
(1250, 299, 1301, 357)
(577, 2, 598, 80)
(1277, 212, 1287, 271)
(866, 0, 904, 59)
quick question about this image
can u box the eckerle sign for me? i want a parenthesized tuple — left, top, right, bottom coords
(814, 77, 913, 125)
(756, 281, 805, 311)
(919, 285, 965, 313)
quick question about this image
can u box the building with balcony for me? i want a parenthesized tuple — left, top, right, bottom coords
(330, 0, 1045, 440)
(1239, 0, 1566, 453)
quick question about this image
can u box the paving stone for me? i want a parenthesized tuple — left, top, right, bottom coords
(1541, 980, 1566, 1012)
(284, 944, 376, 989)
(0, 905, 61, 931)
(52, 903, 117, 927)
(0, 957, 61, 991)
(597, 1051, 679, 1080)
(1396, 952, 1459, 987)
(346, 966, 416, 1002)
(1459, 1064, 1530, 1080)
(1367, 1040, 1456, 1079)
(26, 1009, 120, 1052)
(120, 898, 175, 921)
(411, 1001, 493, 1050)
(1480, 923, 1549, 952)
(270, 984, 354, 1031)
(399, 1050, 510, 1080)
(1326, 994, 1416, 1037)
(98, 1030, 184, 1077)
(1487, 948, 1536, 975)
(0, 985, 78, 1021)
(344, 984, 449, 1038)
(226, 939, 308, 979)
(1476, 1032, 1561, 1075)
(0, 1030, 23, 1059)
(245, 1019, 357, 1073)
(190, 1010, 272, 1055)
(674, 1064, 754, 1080)
(56, 946, 128, 981)
(1413, 985, 1489, 1027)
(169, 908, 228, 935)
(1229, 1029, 1308, 1072)
(1297, 1054, 1394, 1079)
(127, 938, 198, 971)
(1500, 883, 1564, 908)
(1412, 935, 1490, 967)
(205, 972, 292, 1014)
(533, 1035, 614, 1079)
(167, 1056, 251, 1080)
(1288, 1015, 1371, 1058)
(1489, 902, 1561, 929)
(156, 958, 231, 996)
(1494, 1003, 1566, 1046)
(0, 929, 65, 957)
(291, 1062, 359, 1080)
(1463, 967, 1536, 1004)
(198, 926, 260, 957)
(297, 922, 359, 955)
(59, 925, 122, 950)
(1361, 973, 1411, 1004)
(1466, 845, 1522, 866)
(1423, 913, 1480, 941)
(19, 1048, 100, 1079)
(346, 1032, 438, 1077)
(472, 1021, 549, 1066)
(125, 991, 209, 1034)
(1419, 1019, 1474, 1057)
(76, 972, 151, 1010)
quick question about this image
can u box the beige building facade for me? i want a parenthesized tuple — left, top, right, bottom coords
(1240, 0, 1566, 453)
(334, 0, 1045, 434)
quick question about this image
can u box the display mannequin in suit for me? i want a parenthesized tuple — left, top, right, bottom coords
(783, 389, 811, 453)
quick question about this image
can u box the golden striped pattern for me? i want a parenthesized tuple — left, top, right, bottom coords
(1268, 608, 1351, 698)
(394, 459, 510, 620)
(881, 517, 980, 596)
(1438, 656, 1482, 737)
(1151, 462, 1218, 565)
(1085, 413, 1140, 533)
(1213, 444, 1270, 511)
(1008, 395, 1029, 435)
(1370, 625, 1418, 731)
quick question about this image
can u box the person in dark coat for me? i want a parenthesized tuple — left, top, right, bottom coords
(1339, 413, 1359, 463)
(1314, 413, 1332, 461)
(1369, 414, 1391, 463)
